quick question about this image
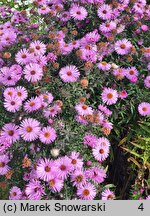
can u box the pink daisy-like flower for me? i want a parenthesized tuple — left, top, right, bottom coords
(99, 21, 116, 33)
(69, 151, 83, 170)
(83, 133, 98, 148)
(29, 40, 46, 56)
(43, 105, 60, 118)
(37, 6, 51, 15)
(24, 97, 42, 113)
(113, 68, 127, 80)
(101, 189, 115, 200)
(59, 65, 80, 83)
(119, 90, 128, 99)
(9, 186, 22, 200)
(77, 183, 96, 200)
(92, 143, 109, 162)
(86, 166, 106, 184)
(3, 87, 16, 99)
(25, 179, 45, 200)
(0, 154, 10, 175)
(75, 115, 88, 125)
(98, 105, 112, 116)
(59, 41, 73, 56)
(0, 136, 12, 154)
(97, 61, 111, 71)
(15, 86, 28, 101)
(138, 102, 150, 116)
(97, 4, 112, 20)
(115, 39, 132, 55)
(36, 158, 55, 182)
(4, 96, 22, 113)
(60, 11, 70, 22)
(144, 76, 150, 88)
(70, 5, 88, 21)
(97, 137, 110, 148)
(55, 156, 74, 180)
(71, 169, 87, 187)
(15, 48, 33, 65)
(126, 67, 138, 80)
(19, 118, 41, 141)
(75, 104, 93, 116)
(101, 87, 118, 105)
(34, 55, 47, 67)
(1, 123, 20, 144)
(23, 63, 43, 83)
(40, 92, 53, 104)
(39, 126, 57, 144)
(0, 67, 16, 86)
(48, 175, 64, 193)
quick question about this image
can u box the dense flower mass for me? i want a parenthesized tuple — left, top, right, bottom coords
(0, 0, 149, 200)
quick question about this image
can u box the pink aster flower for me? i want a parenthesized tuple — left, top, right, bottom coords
(34, 55, 47, 67)
(92, 143, 109, 162)
(29, 40, 46, 56)
(99, 21, 116, 33)
(97, 137, 110, 148)
(4, 96, 22, 113)
(70, 4, 88, 21)
(97, 61, 111, 71)
(25, 179, 45, 200)
(47, 52, 57, 63)
(1, 123, 20, 144)
(60, 11, 70, 22)
(59, 41, 73, 55)
(19, 118, 41, 141)
(77, 183, 96, 200)
(98, 105, 112, 116)
(115, 39, 132, 55)
(24, 97, 42, 113)
(101, 189, 115, 200)
(0, 136, 12, 154)
(138, 102, 150, 116)
(75, 115, 88, 125)
(71, 169, 87, 187)
(75, 104, 93, 116)
(101, 87, 118, 105)
(39, 126, 57, 144)
(69, 151, 83, 170)
(83, 134, 98, 148)
(43, 104, 60, 118)
(59, 65, 80, 83)
(54, 156, 74, 180)
(3, 87, 16, 99)
(144, 76, 150, 88)
(36, 158, 55, 182)
(23, 63, 43, 83)
(119, 90, 128, 99)
(113, 68, 127, 80)
(40, 92, 53, 104)
(15, 48, 33, 65)
(0, 67, 16, 86)
(10, 64, 23, 82)
(15, 86, 28, 101)
(48, 175, 64, 193)
(97, 4, 112, 20)
(86, 166, 106, 184)
(126, 67, 138, 80)
(9, 186, 22, 200)
(0, 154, 10, 175)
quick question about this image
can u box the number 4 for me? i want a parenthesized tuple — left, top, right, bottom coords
(138, 203, 144, 211)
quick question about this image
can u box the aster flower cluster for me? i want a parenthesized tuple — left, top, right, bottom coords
(0, 0, 149, 200)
